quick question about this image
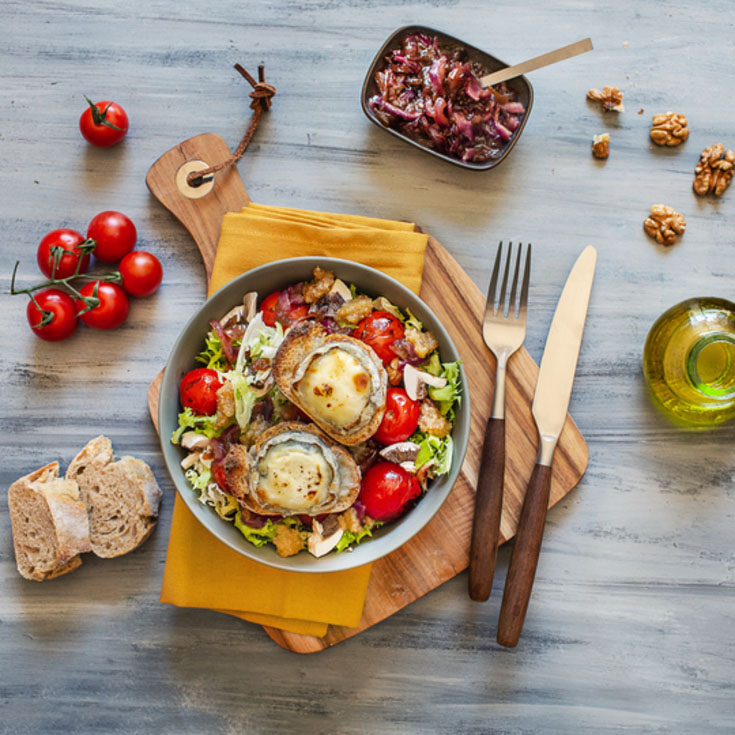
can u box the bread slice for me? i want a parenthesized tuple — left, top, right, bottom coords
(272, 321, 387, 446)
(66, 436, 162, 558)
(227, 421, 361, 516)
(8, 462, 91, 581)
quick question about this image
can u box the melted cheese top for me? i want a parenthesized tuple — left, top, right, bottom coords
(296, 347, 372, 430)
(256, 440, 333, 513)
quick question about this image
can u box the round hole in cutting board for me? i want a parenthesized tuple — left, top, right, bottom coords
(175, 160, 215, 199)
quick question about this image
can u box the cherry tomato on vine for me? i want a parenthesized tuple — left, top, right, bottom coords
(79, 98, 129, 147)
(352, 311, 405, 364)
(374, 388, 420, 445)
(119, 251, 163, 297)
(26, 288, 78, 342)
(36, 229, 90, 279)
(76, 281, 130, 330)
(259, 290, 280, 327)
(87, 211, 137, 263)
(359, 461, 421, 522)
(179, 368, 223, 416)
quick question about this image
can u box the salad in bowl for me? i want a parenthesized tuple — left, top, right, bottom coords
(160, 258, 469, 571)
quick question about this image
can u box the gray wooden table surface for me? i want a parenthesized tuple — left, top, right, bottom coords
(2, 1, 734, 733)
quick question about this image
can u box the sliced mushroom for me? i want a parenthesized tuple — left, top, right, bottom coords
(307, 518, 344, 558)
(242, 292, 258, 322)
(400, 461, 416, 474)
(372, 296, 402, 320)
(329, 278, 353, 302)
(181, 431, 211, 451)
(219, 304, 247, 329)
(379, 441, 420, 464)
(180, 452, 201, 470)
(403, 364, 448, 401)
(249, 373, 274, 398)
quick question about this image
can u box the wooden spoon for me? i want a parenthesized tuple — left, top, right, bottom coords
(480, 38, 593, 87)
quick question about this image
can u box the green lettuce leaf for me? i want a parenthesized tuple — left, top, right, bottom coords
(224, 372, 257, 430)
(335, 521, 383, 552)
(196, 332, 228, 371)
(403, 307, 423, 331)
(411, 431, 454, 476)
(234, 514, 278, 548)
(428, 360, 462, 419)
(171, 407, 225, 444)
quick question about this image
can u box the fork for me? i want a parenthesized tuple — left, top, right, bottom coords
(469, 241, 531, 602)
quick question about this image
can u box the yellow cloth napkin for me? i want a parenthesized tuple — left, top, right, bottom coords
(161, 203, 428, 636)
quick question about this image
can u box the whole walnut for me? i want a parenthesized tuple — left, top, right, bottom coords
(693, 143, 734, 197)
(643, 204, 686, 246)
(650, 112, 689, 146)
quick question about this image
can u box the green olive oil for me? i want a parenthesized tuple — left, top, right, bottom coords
(643, 297, 735, 428)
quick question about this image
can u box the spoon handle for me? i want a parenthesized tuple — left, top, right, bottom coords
(479, 38, 593, 87)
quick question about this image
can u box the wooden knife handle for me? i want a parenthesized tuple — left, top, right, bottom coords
(468, 417, 505, 601)
(497, 462, 553, 647)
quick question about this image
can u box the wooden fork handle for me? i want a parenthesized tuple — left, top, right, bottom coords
(496, 462, 553, 647)
(468, 417, 505, 601)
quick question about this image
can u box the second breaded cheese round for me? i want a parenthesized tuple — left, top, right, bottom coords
(296, 347, 372, 431)
(256, 439, 334, 513)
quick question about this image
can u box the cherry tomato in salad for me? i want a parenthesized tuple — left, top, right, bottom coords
(79, 98, 129, 147)
(26, 288, 78, 342)
(76, 281, 130, 330)
(359, 461, 421, 522)
(260, 290, 280, 327)
(87, 211, 137, 263)
(36, 228, 90, 279)
(374, 388, 420, 445)
(288, 304, 309, 323)
(353, 311, 405, 364)
(211, 463, 231, 495)
(119, 251, 163, 297)
(179, 367, 223, 416)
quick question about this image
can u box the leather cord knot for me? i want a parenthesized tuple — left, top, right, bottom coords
(187, 63, 276, 187)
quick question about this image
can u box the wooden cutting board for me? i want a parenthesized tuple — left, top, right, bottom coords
(146, 133, 589, 654)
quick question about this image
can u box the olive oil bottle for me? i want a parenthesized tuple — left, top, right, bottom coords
(643, 297, 735, 428)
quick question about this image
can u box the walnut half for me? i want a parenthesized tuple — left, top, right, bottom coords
(693, 143, 735, 197)
(587, 86, 624, 112)
(643, 205, 686, 246)
(591, 133, 610, 159)
(650, 112, 689, 146)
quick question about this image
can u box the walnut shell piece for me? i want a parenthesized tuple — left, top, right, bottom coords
(650, 112, 689, 146)
(592, 133, 610, 159)
(693, 143, 735, 197)
(587, 86, 625, 112)
(643, 204, 686, 246)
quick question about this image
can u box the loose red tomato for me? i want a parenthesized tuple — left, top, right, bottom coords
(79, 98, 129, 147)
(179, 368, 223, 416)
(260, 290, 280, 327)
(119, 251, 163, 297)
(26, 289, 78, 342)
(36, 229, 90, 279)
(359, 461, 421, 522)
(76, 281, 130, 330)
(374, 388, 420, 445)
(353, 311, 405, 364)
(87, 211, 137, 263)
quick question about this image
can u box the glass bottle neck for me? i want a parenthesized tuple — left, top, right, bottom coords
(686, 333, 735, 399)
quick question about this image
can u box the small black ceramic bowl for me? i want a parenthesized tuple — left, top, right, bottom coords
(361, 25, 534, 170)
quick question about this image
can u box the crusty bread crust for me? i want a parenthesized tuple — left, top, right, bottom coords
(229, 421, 361, 516)
(272, 321, 387, 446)
(8, 462, 91, 581)
(66, 436, 162, 558)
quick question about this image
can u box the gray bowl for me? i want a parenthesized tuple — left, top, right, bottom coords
(159, 258, 470, 572)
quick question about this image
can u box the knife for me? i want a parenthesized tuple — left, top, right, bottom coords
(496, 245, 597, 647)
